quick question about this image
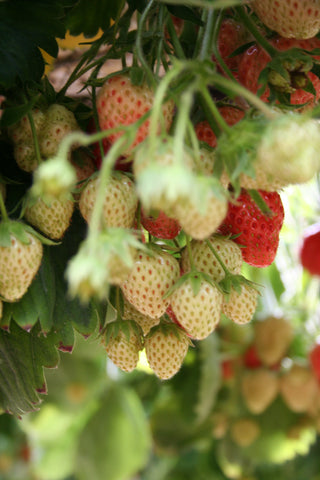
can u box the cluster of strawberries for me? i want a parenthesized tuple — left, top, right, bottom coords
(1, 0, 320, 381)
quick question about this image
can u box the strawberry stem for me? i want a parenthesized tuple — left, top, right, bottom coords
(236, 6, 278, 58)
(200, 86, 232, 133)
(211, 10, 237, 80)
(173, 86, 195, 162)
(205, 239, 229, 276)
(135, 0, 158, 88)
(0, 190, 8, 222)
(165, 13, 186, 60)
(198, 8, 218, 61)
(186, 235, 195, 270)
(27, 109, 42, 166)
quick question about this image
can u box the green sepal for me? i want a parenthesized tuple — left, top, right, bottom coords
(146, 320, 194, 347)
(105, 319, 143, 346)
(219, 273, 262, 303)
(0, 220, 57, 247)
(247, 189, 272, 217)
(163, 269, 221, 300)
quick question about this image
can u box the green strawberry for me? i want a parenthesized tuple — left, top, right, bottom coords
(39, 104, 80, 158)
(122, 296, 160, 335)
(79, 172, 138, 229)
(169, 275, 223, 340)
(24, 197, 74, 240)
(0, 222, 43, 302)
(104, 321, 143, 373)
(181, 235, 243, 282)
(121, 247, 180, 319)
(144, 323, 191, 380)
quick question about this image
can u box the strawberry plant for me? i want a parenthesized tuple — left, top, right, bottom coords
(1, 1, 320, 479)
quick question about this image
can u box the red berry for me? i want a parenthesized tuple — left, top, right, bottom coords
(218, 189, 285, 267)
(140, 209, 181, 240)
(300, 222, 320, 276)
(243, 345, 263, 369)
(309, 343, 320, 382)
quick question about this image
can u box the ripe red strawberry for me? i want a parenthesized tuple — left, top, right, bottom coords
(214, 17, 252, 73)
(0, 224, 43, 302)
(104, 321, 143, 372)
(309, 343, 320, 382)
(299, 222, 320, 276)
(218, 189, 285, 267)
(238, 37, 320, 109)
(120, 247, 180, 318)
(140, 208, 181, 240)
(24, 197, 74, 240)
(79, 172, 138, 229)
(169, 276, 223, 340)
(96, 74, 174, 156)
(144, 323, 191, 380)
(251, 0, 320, 39)
(181, 235, 243, 283)
(195, 106, 245, 149)
(243, 345, 263, 369)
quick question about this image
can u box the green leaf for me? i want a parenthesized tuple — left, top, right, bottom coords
(65, 0, 123, 37)
(0, 0, 66, 87)
(75, 384, 152, 480)
(0, 321, 59, 416)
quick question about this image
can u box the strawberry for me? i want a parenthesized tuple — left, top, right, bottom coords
(243, 345, 263, 369)
(39, 104, 80, 158)
(309, 343, 320, 382)
(171, 188, 228, 241)
(120, 247, 180, 318)
(79, 172, 138, 229)
(96, 74, 174, 156)
(8, 107, 45, 145)
(144, 323, 191, 380)
(299, 222, 320, 276)
(0, 223, 43, 302)
(214, 17, 252, 73)
(122, 296, 160, 335)
(169, 275, 223, 340)
(24, 197, 74, 240)
(195, 106, 245, 149)
(241, 368, 279, 414)
(238, 37, 320, 109)
(280, 364, 319, 412)
(230, 418, 260, 447)
(222, 283, 259, 325)
(181, 235, 243, 282)
(253, 316, 293, 367)
(218, 189, 285, 267)
(140, 208, 181, 240)
(70, 149, 96, 200)
(251, 0, 320, 39)
(104, 321, 143, 372)
(256, 114, 320, 187)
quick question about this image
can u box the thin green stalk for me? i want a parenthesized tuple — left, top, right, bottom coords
(211, 9, 236, 80)
(205, 239, 229, 276)
(0, 191, 8, 222)
(135, 0, 157, 88)
(186, 236, 195, 270)
(165, 13, 186, 60)
(173, 86, 195, 163)
(236, 6, 278, 58)
(198, 7, 217, 61)
(200, 86, 232, 133)
(27, 110, 42, 166)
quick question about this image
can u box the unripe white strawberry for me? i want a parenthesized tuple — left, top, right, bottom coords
(280, 364, 319, 412)
(105, 321, 143, 373)
(222, 283, 259, 325)
(122, 296, 160, 335)
(253, 316, 293, 366)
(241, 369, 279, 414)
(230, 418, 260, 447)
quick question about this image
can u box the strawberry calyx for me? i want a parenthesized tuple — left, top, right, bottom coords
(105, 319, 144, 347)
(163, 268, 221, 300)
(0, 219, 57, 247)
(145, 320, 194, 347)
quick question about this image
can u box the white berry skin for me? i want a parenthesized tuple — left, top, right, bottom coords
(170, 279, 223, 340)
(222, 284, 258, 325)
(145, 329, 190, 380)
(79, 174, 138, 229)
(105, 331, 141, 373)
(0, 233, 43, 302)
(121, 250, 180, 319)
(181, 236, 243, 282)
